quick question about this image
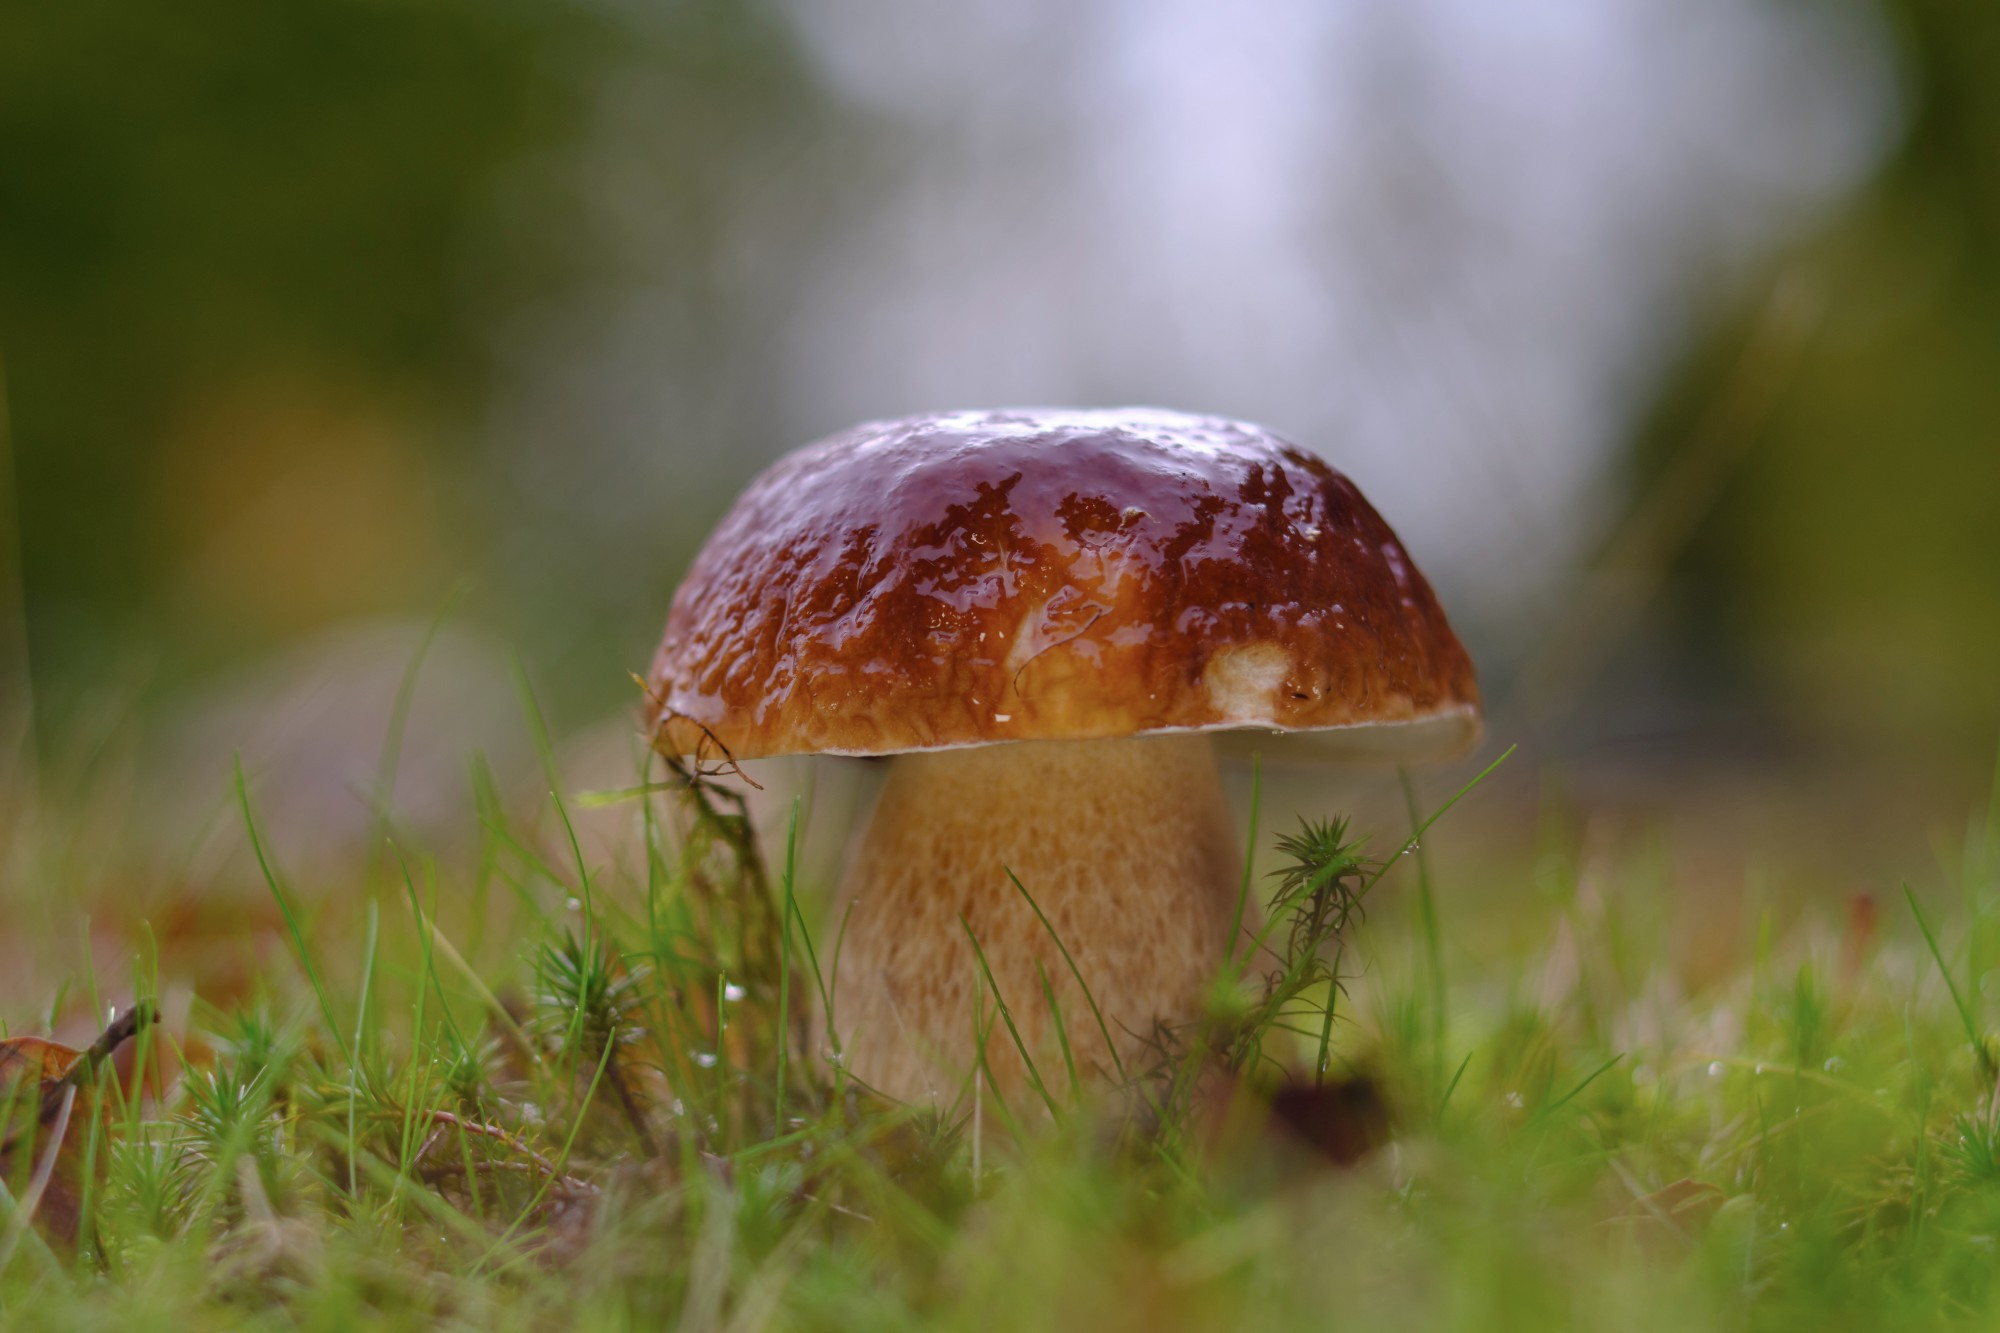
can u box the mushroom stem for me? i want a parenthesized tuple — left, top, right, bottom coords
(826, 733, 1241, 1106)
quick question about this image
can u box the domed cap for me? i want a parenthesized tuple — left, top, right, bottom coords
(648, 408, 1480, 761)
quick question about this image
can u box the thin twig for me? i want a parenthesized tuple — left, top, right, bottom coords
(410, 1108, 596, 1195)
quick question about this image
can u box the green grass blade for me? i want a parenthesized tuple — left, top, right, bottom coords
(475, 1036, 617, 1273)
(1359, 745, 1517, 900)
(348, 897, 379, 1200)
(1542, 1053, 1624, 1116)
(512, 659, 596, 1073)
(1402, 768, 1447, 1093)
(1905, 882, 1990, 1070)
(234, 753, 353, 1068)
(958, 915, 1062, 1120)
(395, 842, 466, 1051)
(963, 962, 1023, 1144)
(369, 581, 466, 855)
(1437, 1048, 1473, 1123)
(1006, 868, 1126, 1084)
(777, 796, 799, 1129)
(1037, 958, 1082, 1105)
(1312, 968, 1339, 1086)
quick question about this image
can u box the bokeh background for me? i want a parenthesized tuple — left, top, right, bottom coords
(3, 0, 1998, 974)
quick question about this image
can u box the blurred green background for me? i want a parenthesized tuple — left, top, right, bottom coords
(1660, 0, 2000, 753)
(0, 0, 817, 718)
(0, 0, 1996, 860)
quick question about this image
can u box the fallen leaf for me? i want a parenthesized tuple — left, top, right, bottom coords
(0, 1036, 85, 1148)
(0, 1004, 157, 1247)
(0, 1036, 85, 1090)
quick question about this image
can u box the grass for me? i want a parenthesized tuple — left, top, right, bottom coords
(5, 722, 2000, 1331)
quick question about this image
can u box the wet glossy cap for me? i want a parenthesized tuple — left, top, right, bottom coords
(647, 408, 1480, 761)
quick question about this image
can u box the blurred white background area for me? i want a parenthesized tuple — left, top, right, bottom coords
(497, 0, 1897, 664)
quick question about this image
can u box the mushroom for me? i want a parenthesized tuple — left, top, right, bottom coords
(647, 408, 1479, 1105)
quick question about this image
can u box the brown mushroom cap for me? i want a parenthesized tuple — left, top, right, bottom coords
(648, 408, 1480, 761)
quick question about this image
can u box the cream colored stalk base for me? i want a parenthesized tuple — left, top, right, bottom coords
(826, 734, 1241, 1106)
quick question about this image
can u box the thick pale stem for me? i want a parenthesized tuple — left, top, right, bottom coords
(826, 734, 1241, 1106)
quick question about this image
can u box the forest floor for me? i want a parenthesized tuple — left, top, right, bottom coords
(4, 718, 2000, 1332)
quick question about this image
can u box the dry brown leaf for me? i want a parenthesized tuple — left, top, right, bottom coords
(0, 1035, 85, 1086)
(0, 1004, 156, 1247)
